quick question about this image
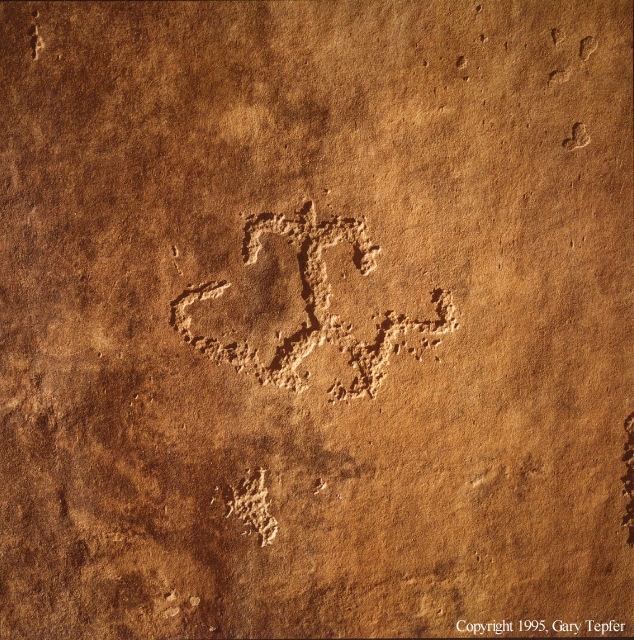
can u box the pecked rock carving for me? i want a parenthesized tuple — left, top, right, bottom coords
(170, 201, 458, 402)
(563, 122, 590, 151)
(28, 11, 44, 61)
(579, 35, 598, 62)
(226, 469, 279, 547)
(623, 412, 634, 546)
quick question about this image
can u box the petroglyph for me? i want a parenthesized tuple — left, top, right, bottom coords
(170, 201, 458, 401)
(563, 123, 590, 151)
(551, 28, 566, 46)
(227, 469, 279, 547)
(548, 69, 570, 85)
(623, 412, 634, 546)
(28, 12, 44, 61)
(579, 35, 597, 62)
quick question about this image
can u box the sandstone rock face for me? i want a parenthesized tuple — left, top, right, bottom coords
(0, 2, 632, 638)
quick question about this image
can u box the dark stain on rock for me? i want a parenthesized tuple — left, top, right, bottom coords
(114, 571, 150, 610)
(67, 539, 90, 569)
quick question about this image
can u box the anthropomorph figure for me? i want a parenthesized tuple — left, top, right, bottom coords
(170, 201, 458, 402)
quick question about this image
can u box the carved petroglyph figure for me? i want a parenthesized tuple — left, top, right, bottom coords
(170, 201, 458, 402)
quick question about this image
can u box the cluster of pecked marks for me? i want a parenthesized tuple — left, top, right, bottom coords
(226, 469, 279, 547)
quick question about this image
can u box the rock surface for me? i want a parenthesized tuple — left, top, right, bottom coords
(0, 1, 632, 638)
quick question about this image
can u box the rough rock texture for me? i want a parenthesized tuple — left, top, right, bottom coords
(0, 2, 632, 638)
